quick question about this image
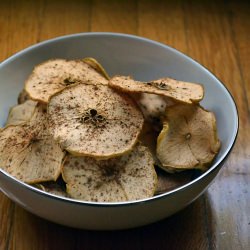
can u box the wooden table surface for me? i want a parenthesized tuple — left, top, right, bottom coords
(0, 0, 249, 249)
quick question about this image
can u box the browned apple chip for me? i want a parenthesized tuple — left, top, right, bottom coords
(25, 59, 108, 103)
(82, 57, 110, 80)
(62, 144, 157, 202)
(18, 89, 30, 104)
(109, 76, 204, 104)
(5, 100, 38, 126)
(0, 105, 65, 184)
(139, 122, 161, 166)
(35, 182, 68, 197)
(48, 83, 144, 159)
(156, 104, 221, 172)
(155, 169, 193, 195)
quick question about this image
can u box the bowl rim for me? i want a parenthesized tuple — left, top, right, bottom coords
(0, 32, 239, 207)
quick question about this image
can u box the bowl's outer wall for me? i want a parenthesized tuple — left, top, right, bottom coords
(0, 33, 238, 229)
(0, 166, 220, 230)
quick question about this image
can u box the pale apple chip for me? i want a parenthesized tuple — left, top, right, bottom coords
(25, 59, 108, 103)
(82, 57, 110, 80)
(135, 93, 175, 132)
(156, 104, 221, 172)
(109, 76, 204, 104)
(137, 93, 175, 121)
(0, 105, 65, 184)
(5, 100, 38, 126)
(48, 83, 144, 159)
(62, 144, 157, 202)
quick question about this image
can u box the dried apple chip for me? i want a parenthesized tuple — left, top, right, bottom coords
(109, 76, 204, 104)
(18, 89, 30, 104)
(25, 59, 108, 103)
(82, 57, 110, 80)
(62, 144, 157, 202)
(156, 104, 221, 172)
(48, 83, 144, 159)
(5, 100, 38, 126)
(139, 122, 161, 166)
(137, 93, 174, 121)
(35, 182, 68, 197)
(0, 105, 65, 184)
(155, 169, 193, 195)
(135, 93, 175, 132)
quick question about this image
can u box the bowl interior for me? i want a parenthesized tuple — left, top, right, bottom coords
(0, 33, 238, 180)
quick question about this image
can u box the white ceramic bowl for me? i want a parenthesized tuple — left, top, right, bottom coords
(0, 33, 238, 230)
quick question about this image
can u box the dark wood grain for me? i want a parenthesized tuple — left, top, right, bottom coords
(183, 1, 249, 249)
(138, 0, 188, 54)
(0, 0, 249, 249)
(0, 197, 14, 250)
(91, 0, 137, 33)
(181, 1, 250, 249)
(229, 0, 250, 113)
(38, 0, 90, 41)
